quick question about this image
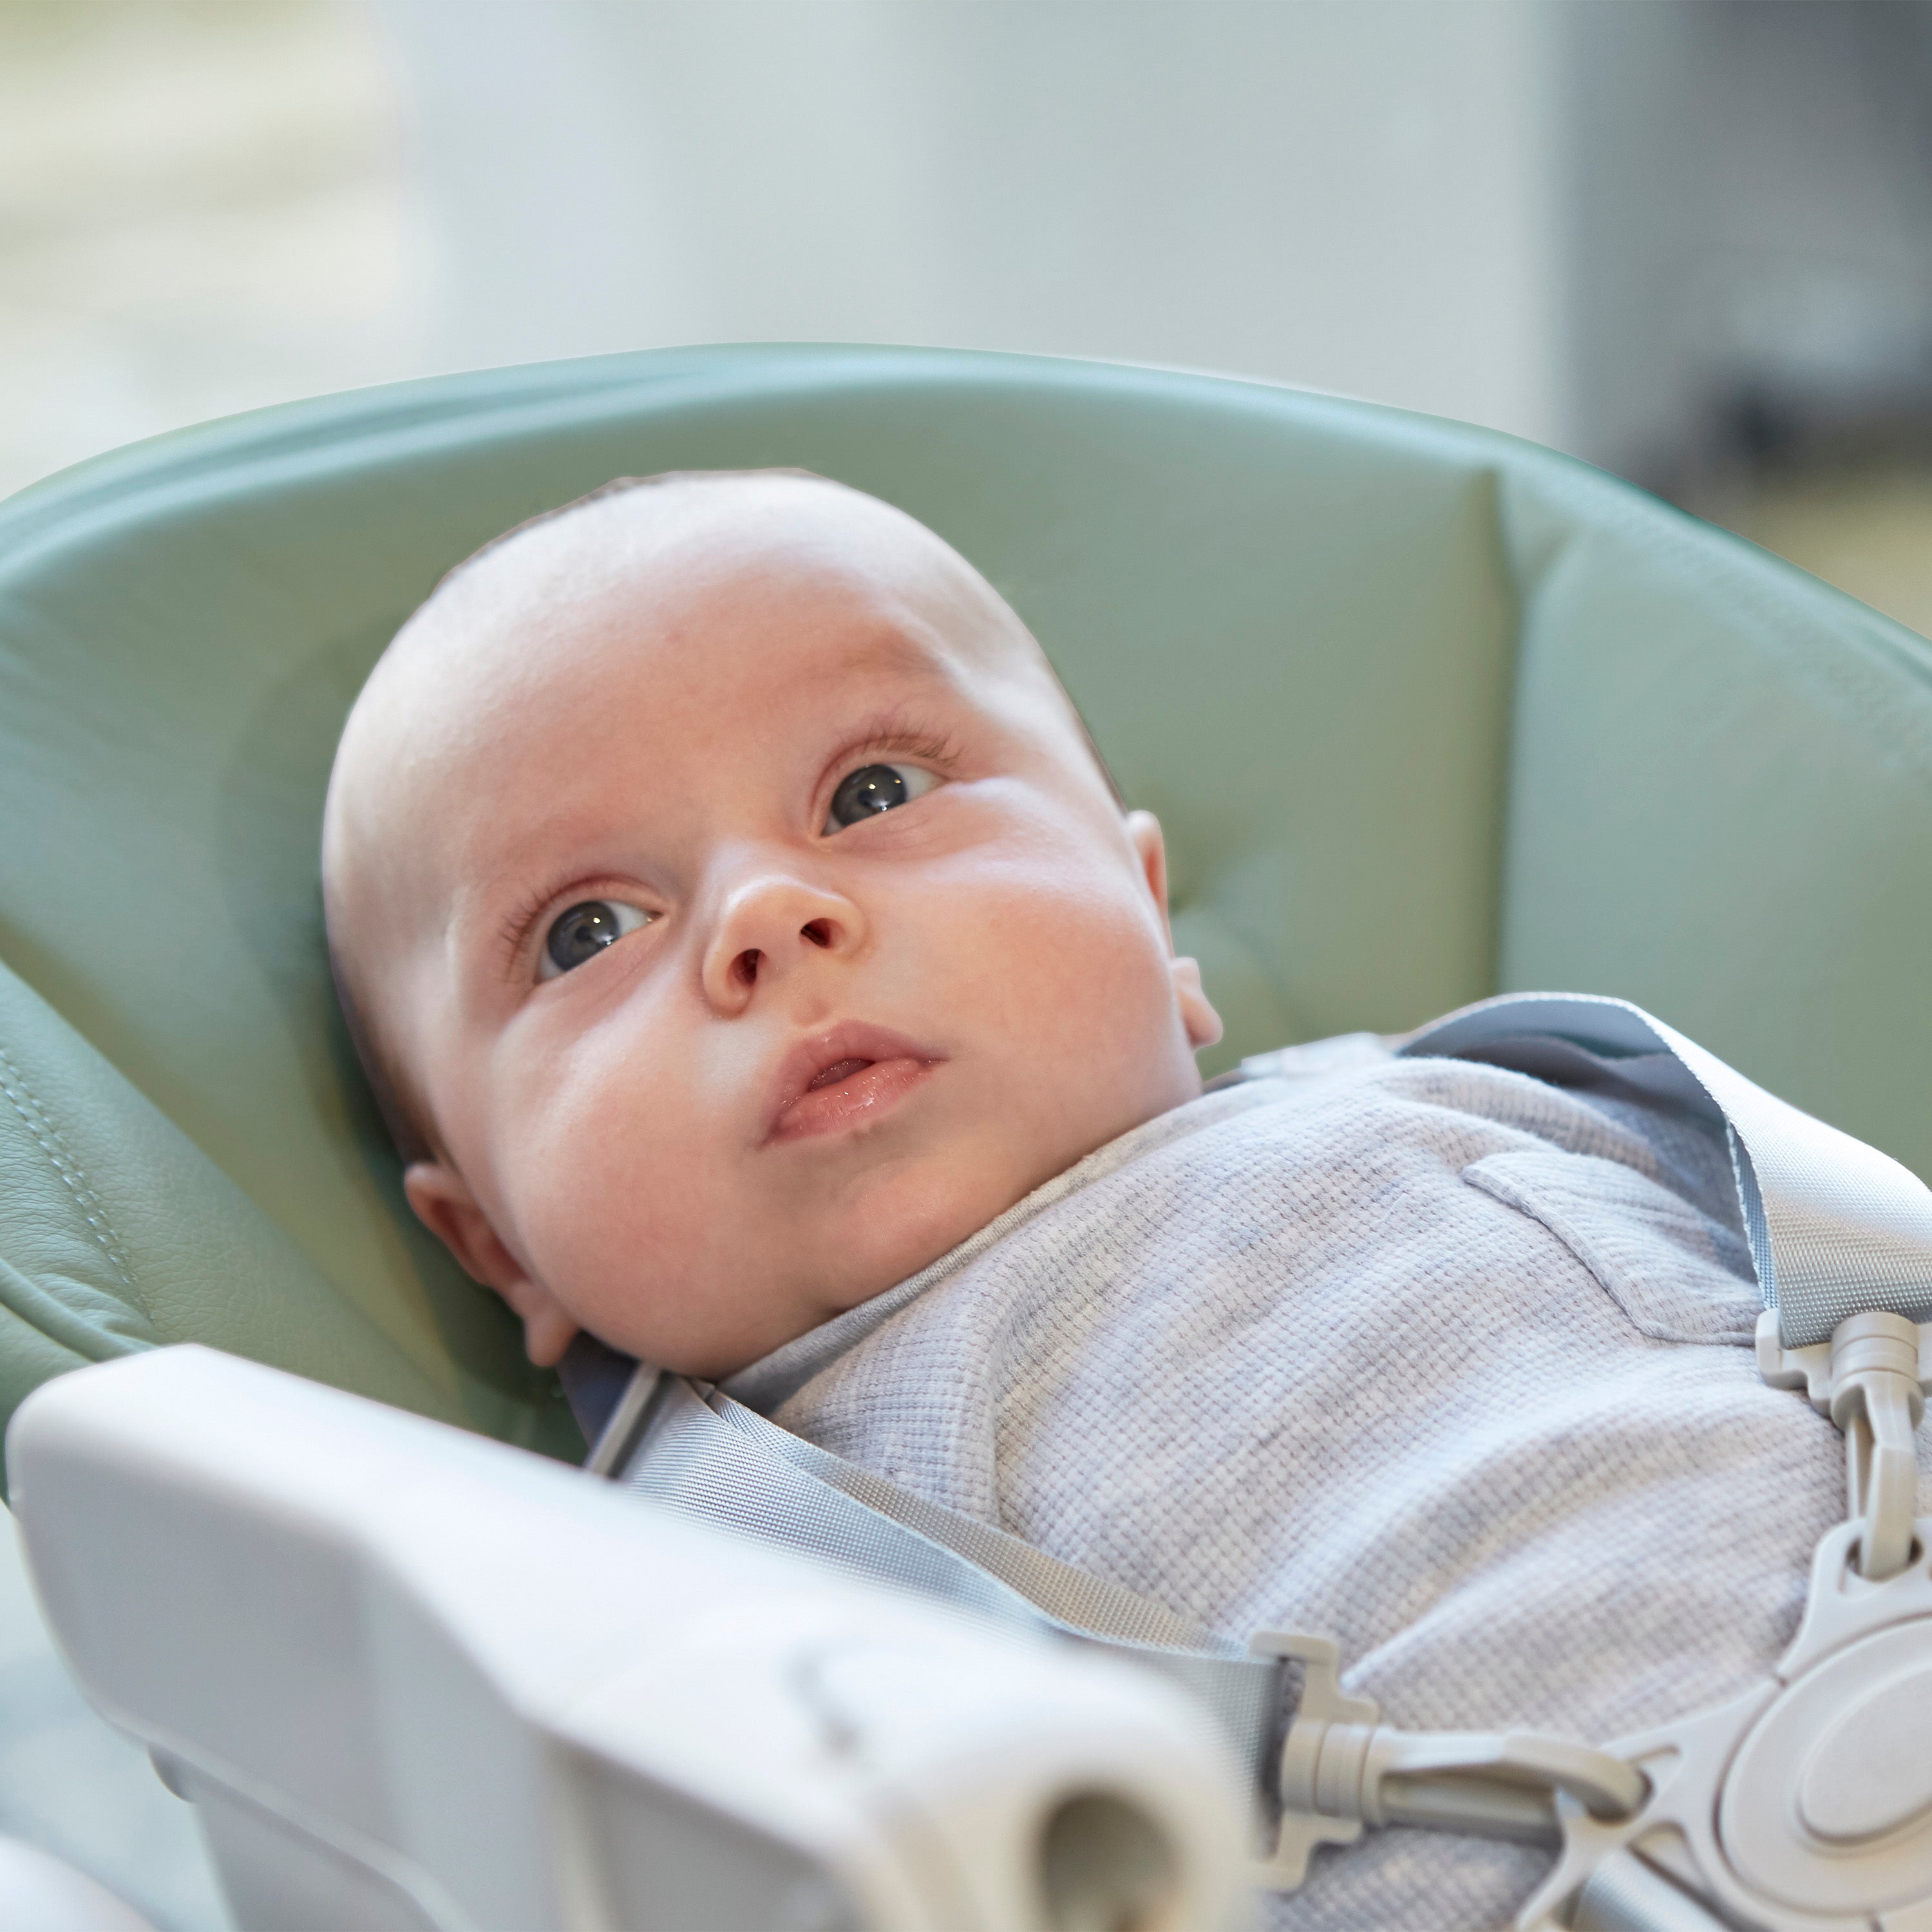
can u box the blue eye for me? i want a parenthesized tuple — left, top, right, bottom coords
(540, 900, 652, 980)
(823, 762, 938, 833)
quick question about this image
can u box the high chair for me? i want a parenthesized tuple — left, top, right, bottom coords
(5, 345, 1931, 1931)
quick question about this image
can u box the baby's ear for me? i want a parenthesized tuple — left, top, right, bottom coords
(1126, 811, 1223, 1050)
(1125, 810, 1174, 923)
(403, 1162, 582, 1367)
(1171, 956, 1223, 1049)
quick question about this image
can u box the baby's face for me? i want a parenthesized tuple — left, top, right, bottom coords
(326, 476, 1218, 1377)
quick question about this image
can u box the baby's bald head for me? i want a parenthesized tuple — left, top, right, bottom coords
(323, 470, 1124, 1166)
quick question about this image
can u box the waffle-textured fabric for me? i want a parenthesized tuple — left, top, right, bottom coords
(724, 1040, 1882, 1931)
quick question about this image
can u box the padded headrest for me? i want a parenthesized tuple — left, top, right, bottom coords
(1, 345, 1927, 1460)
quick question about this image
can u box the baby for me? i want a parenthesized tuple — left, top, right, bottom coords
(324, 469, 1220, 1375)
(323, 471, 1851, 1929)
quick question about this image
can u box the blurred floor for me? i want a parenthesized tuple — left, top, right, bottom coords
(0, 1511, 229, 1932)
(0, 0, 422, 500)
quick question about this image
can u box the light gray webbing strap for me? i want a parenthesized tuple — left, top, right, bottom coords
(1401, 992, 1932, 1348)
(605, 1374, 1284, 1795)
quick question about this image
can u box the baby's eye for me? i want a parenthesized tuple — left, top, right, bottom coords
(538, 899, 653, 980)
(822, 762, 938, 833)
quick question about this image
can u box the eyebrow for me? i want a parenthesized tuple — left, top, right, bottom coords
(825, 621, 966, 688)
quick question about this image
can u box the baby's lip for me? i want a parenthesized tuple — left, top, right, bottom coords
(764, 1021, 943, 1144)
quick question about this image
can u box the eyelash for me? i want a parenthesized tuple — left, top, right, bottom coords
(497, 878, 609, 981)
(826, 727, 960, 792)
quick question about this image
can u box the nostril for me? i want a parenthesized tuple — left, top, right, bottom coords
(800, 919, 833, 949)
(734, 948, 761, 987)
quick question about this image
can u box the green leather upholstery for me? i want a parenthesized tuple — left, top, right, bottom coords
(3, 345, 1929, 1475)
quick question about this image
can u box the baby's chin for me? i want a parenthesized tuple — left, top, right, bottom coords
(824, 1138, 1049, 1275)
(596, 1178, 1010, 1376)
(808, 1074, 1187, 1287)
(561, 1074, 1188, 1375)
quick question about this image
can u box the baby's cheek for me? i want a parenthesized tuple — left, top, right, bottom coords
(497, 1052, 703, 1306)
(959, 860, 1173, 1036)
(895, 860, 1186, 1182)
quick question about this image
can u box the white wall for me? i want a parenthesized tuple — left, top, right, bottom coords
(375, 0, 1569, 446)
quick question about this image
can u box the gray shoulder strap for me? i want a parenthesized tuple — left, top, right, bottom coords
(1402, 991, 1932, 1349)
(604, 1372, 1284, 1794)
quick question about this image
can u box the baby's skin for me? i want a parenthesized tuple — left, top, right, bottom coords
(322, 472, 1221, 1377)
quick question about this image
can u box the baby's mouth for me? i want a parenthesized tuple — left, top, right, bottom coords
(766, 1024, 941, 1144)
(807, 1056, 874, 1092)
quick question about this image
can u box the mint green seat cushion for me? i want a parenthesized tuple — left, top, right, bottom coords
(2, 345, 1929, 1472)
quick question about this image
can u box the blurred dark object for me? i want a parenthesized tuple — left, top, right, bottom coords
(1568, 0, 1932, 504)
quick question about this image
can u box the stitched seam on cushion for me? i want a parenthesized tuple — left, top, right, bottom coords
(0, 1041, 155, 1323)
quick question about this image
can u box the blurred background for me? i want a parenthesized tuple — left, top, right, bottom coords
(5, 2, 1932, 1925)
(8, 0, 1932, 631)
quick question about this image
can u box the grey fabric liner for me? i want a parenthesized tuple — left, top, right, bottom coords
(1404, 994, 1932, 1347)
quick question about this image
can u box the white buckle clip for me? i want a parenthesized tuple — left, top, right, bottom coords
(1247, 1630, 1646, 1893)
(1758, 1309, 1931, 1582)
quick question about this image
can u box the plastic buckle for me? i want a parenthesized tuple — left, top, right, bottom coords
(1759, 1309, 1931, 1581)
(1247, 1631, 1646, 1897)
(1519, 1518, 1932, 1931)
(1247, 1630, 1376, 1888)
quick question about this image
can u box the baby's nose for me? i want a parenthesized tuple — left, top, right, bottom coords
(702, 869, 864, 1011)
(730, 917, 837, 988)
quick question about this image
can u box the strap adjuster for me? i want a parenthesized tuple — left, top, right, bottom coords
(1247, 1629, 1647, 1892)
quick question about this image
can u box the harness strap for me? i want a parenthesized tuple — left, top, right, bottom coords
(1401, 993, 1932, 1348)
(606, 1371, 1285, 1797)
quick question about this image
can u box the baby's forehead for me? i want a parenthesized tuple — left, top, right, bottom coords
(328, 476, 1042, 867)
(440, 498, 991, 741)
(437, 474, 1006, 661)
(390, 491, 1009, 775)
